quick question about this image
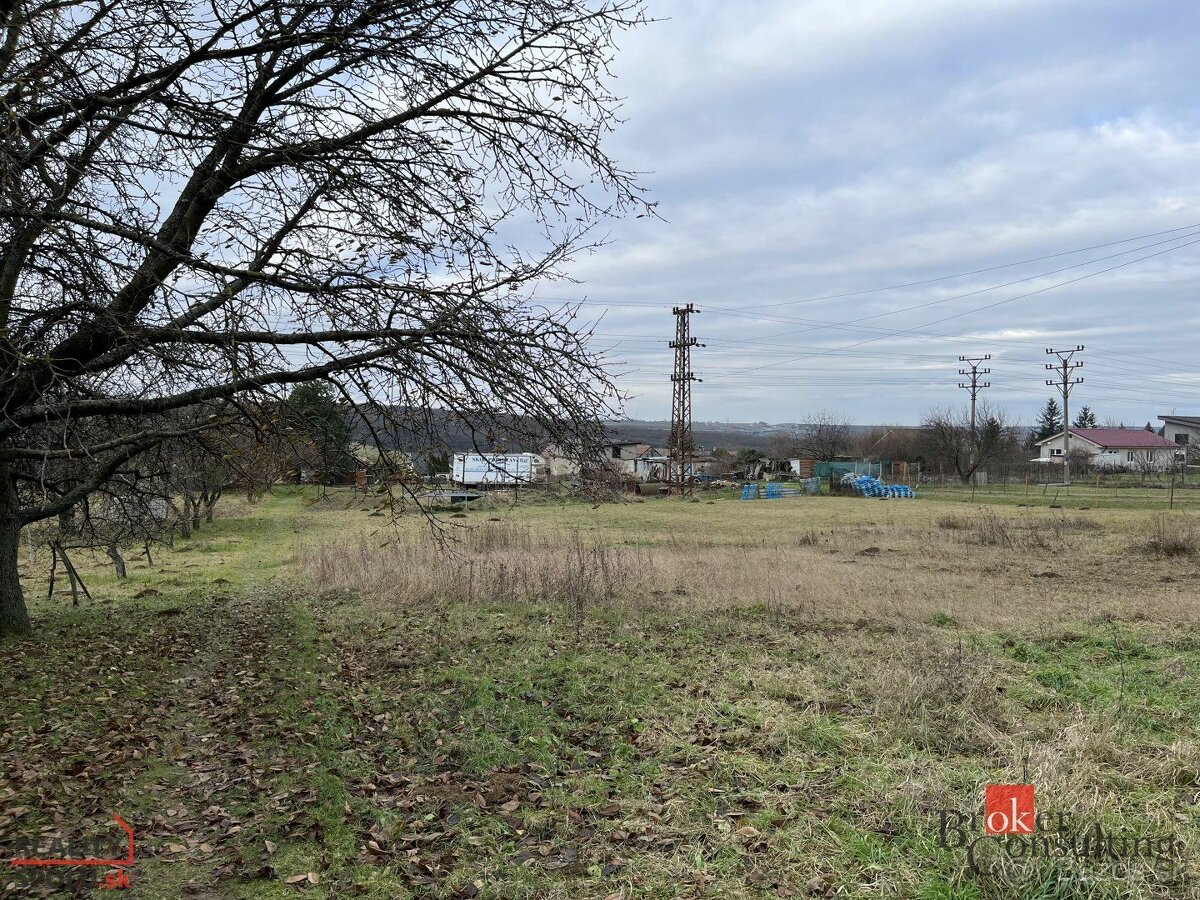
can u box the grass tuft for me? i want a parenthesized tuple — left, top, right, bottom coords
(1141, 513, 1199, 557)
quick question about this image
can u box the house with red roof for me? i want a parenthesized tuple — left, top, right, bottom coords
(1034, 427, 1177, 472)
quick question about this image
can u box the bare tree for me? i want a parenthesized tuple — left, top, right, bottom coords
(765, 431, 801, 462)
(53, 476, 173, 586)
(796, 411, 855, 461)
(0, 0, 650, 635)
(162, 429, 238, 535)
(221, 402, 296, 502)
(857, 425, 923, 462)
(920, 402, 1018, 484)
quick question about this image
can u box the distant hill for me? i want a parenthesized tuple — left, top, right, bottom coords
(351, 410, 920, 464)
(605, 420, 781, 450)
(604, 420, 888, 451)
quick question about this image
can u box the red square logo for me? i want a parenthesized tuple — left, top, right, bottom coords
(985, 784, 1035, 835)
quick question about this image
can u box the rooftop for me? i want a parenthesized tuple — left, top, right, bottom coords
(1039, 428, 1178, 449)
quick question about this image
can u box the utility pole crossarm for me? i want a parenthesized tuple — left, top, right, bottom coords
(957, 353, 992, 439)
(1045, 346, 1085, 486)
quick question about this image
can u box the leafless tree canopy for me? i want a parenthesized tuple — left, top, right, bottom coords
(920, 402, 1019, 484)
(0, 0, 649, 633)
(856, 425, 923, 462)
(765, 412, 854, 462)
(797, 411, 854, 461)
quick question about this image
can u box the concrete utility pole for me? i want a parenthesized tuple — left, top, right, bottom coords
(958, 355, 992, 438)
(669, 304, 702, 498)
(1045, 346, 1084, 485)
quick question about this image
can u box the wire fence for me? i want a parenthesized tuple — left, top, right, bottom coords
(922, 464, 1200, 509)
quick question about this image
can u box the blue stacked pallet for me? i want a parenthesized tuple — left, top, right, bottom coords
(739, 483, 759, 500)
(846, 474, 916, 499)
(852, 475, 879, 496)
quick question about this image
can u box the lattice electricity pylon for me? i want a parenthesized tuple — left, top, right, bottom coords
(668, 304, 702, 497)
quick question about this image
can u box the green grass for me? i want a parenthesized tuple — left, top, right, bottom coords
(923, 480, 1200, 511)
(2, 489, 1199, 898)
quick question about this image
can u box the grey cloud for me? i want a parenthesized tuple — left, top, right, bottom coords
(548, 1, 1200, 425)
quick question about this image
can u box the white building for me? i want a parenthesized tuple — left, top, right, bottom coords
(1159, 415, 1200, 463)
(1034, 427, 1177, 472)
(540, 444, 582, 479)
(597, 441, 664, 479)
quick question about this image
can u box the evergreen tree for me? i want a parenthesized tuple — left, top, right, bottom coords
(1072, 406, 1098, 429)
(426, 450, 451, 476)
(285, 383, 355, 483)
(1034, 398, 1063, 441)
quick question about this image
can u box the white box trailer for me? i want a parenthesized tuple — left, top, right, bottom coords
(452, 452, 535, 486)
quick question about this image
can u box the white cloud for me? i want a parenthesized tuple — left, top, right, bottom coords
(569, 0, 1200, 423)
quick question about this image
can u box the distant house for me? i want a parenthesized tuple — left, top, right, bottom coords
(1159, 415, 1200, 463)
(541, 444, 582, 479)
(600, 441, 664, 478)
(632, 453, 670, 482)
(1034, 428, 1176, 471)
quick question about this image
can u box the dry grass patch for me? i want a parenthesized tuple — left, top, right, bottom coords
(303, 500, 1200, 632)
(1141, 513, 1200, 557)
(294, 494, 1200, 897)
(304, 526, 649, 612)
(16, 490, 1200, 898)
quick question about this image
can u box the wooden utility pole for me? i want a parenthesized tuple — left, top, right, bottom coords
(1045, 346, 1084, 486)
(668, 304, 702, 498)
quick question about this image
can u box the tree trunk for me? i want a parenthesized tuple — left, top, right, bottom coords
(0, 478, 31, 636)
(106, 542, 127, 579)
(203, 488, 220, 523)
(176, 495, 192, 538)
(186, 490, 201, 531)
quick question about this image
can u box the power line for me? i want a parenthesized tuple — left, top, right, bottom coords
(707, 227, 1200, 322)
(536, 220, 1200, 312)
(704, 231, 1200, 350)
(705, 235, 1200, 380)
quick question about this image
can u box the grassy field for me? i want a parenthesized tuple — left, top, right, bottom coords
(920, 480, 1200, 511)
(3, 489, 1199, 898)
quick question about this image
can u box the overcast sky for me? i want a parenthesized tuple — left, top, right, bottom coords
(547, 0, 1200, 426)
